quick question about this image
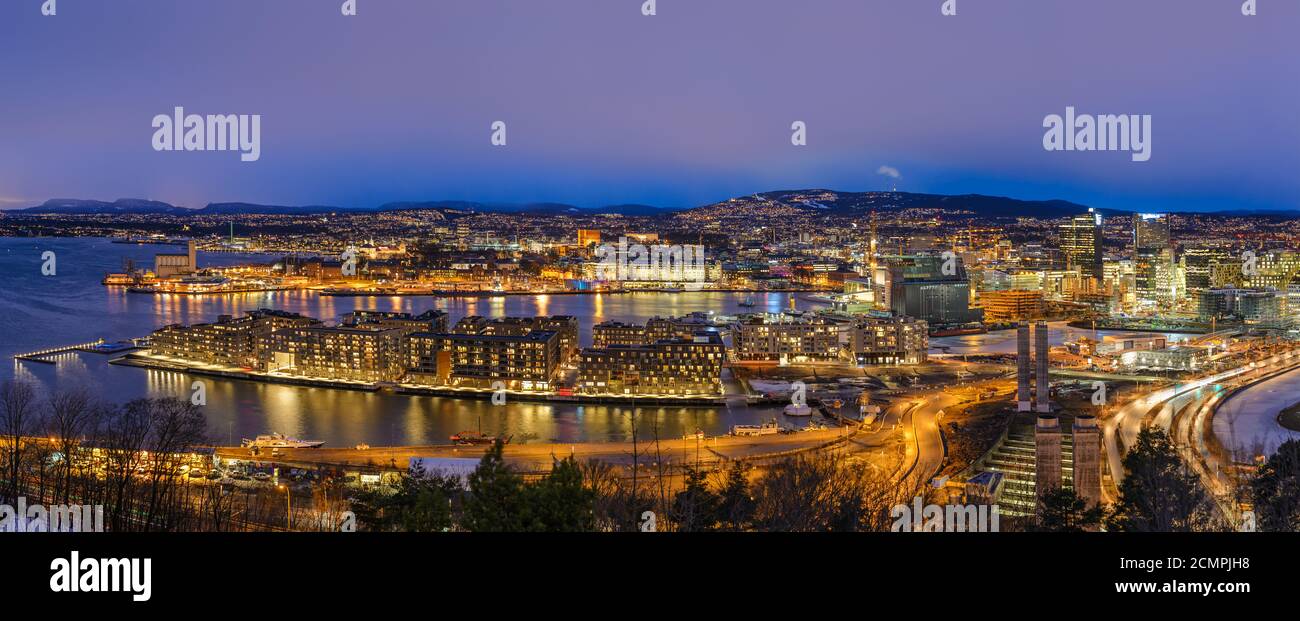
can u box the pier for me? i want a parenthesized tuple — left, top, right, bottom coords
(13, 339, 107, 363)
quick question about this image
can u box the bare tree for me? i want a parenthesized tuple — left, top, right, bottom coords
(45, 388, 97, 504)
(1, 380, 40, 502)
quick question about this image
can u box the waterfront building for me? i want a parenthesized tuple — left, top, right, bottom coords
(845, 316, 928, 365)
(452, 316, 491, 334)
(154, 240, 198, 279)
(150, 308, 319, 370)
(592, 321, 647, 348)
(406, 329, 561, 391)
(883, 254, 984, 326)
(577, 333, 725, 396)
(1118, 345, 1210, 371)
(979, 289, 1044, 322)
(645, 313, 720, 343)
(730, 314, 843, 364)
(482, 315, 580, 362)
(280, 324, 408, 383)
(342, 309, 449, 334)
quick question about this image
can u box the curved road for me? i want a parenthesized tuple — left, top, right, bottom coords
(1104, 350, 1300, 486)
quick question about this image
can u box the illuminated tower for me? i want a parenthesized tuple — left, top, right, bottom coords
(1059, 208, 1103, 283)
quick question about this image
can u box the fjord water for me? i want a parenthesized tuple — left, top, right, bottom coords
(1, 237, 796, 446)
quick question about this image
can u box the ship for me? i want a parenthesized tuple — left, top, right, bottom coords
(731, 419, 782, 437)
(241, 433, 324, 449)
(449, 430, 511, 446)
(738, 295, 756, 308)
(929, 323, 988, 337)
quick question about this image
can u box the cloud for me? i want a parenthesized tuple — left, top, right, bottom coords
(876, 165, 901, 179)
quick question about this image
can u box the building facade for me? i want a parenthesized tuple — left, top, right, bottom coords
(577, 333, 725, 396)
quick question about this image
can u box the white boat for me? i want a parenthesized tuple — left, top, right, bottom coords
(241, 433, 324, 449)
(783, 403, 813, 417)
(732, 420, 781, 437)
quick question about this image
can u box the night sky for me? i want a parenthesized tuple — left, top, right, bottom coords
(0, 0, 1295, 212)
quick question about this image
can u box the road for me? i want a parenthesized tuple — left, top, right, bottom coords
(1104, 352, 1295, 486)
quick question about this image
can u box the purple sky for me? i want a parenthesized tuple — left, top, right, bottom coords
(0, 0, 1296, 212)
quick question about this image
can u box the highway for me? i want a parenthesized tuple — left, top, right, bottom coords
(1103, 350, 1300, 486)
(1104, 348, 1300, 525)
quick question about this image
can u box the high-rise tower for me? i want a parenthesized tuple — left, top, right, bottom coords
(1059, 208, 1104, 283)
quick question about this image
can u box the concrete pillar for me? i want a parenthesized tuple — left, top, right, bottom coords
(1035, 321, 1051, 413)
(1034, 414, 1062, 505)
(1017, 322, 1032, 411)
(1072, 414, 1102, 507)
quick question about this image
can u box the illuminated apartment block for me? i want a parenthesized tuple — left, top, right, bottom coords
(280, 325, 408, 383)
(592, 321, 647, 348)
(406, 330, 560, 391)
(730, 314, 843, 364)
(845, 316, 928, 365)
(342, 309, 448, 334)
(150, 308, 319, 370)
(577, 333, 725, 396)
(482, 316, 579, 362)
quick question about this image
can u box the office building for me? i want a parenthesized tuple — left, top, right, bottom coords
(1058, 209, 1103, 282)
(883, 254, 983, 325)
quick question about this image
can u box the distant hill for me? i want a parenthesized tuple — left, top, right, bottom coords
(16, 198, 191, 215)
(5, 190, 1154, 220)
(13, 198, 666, 217)
(684, 190, 1099, 219)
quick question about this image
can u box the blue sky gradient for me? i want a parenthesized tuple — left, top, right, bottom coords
(0, 0, 1296, 212)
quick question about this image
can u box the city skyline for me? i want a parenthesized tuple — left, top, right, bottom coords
(1, 0, 1297, 213)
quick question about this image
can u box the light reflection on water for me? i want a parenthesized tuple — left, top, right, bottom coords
(1, 237, 791, 446)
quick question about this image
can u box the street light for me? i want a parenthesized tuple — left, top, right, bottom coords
(277, 483, 292, 530)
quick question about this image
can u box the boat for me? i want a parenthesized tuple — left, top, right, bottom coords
(450, 430, 511, 446)
(738, 295, 756, 308)
(732, 419, 781, 437)
(783, 403, 813, 417)
(240, 433, 324, 449)
(930, 323, 988, 337)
